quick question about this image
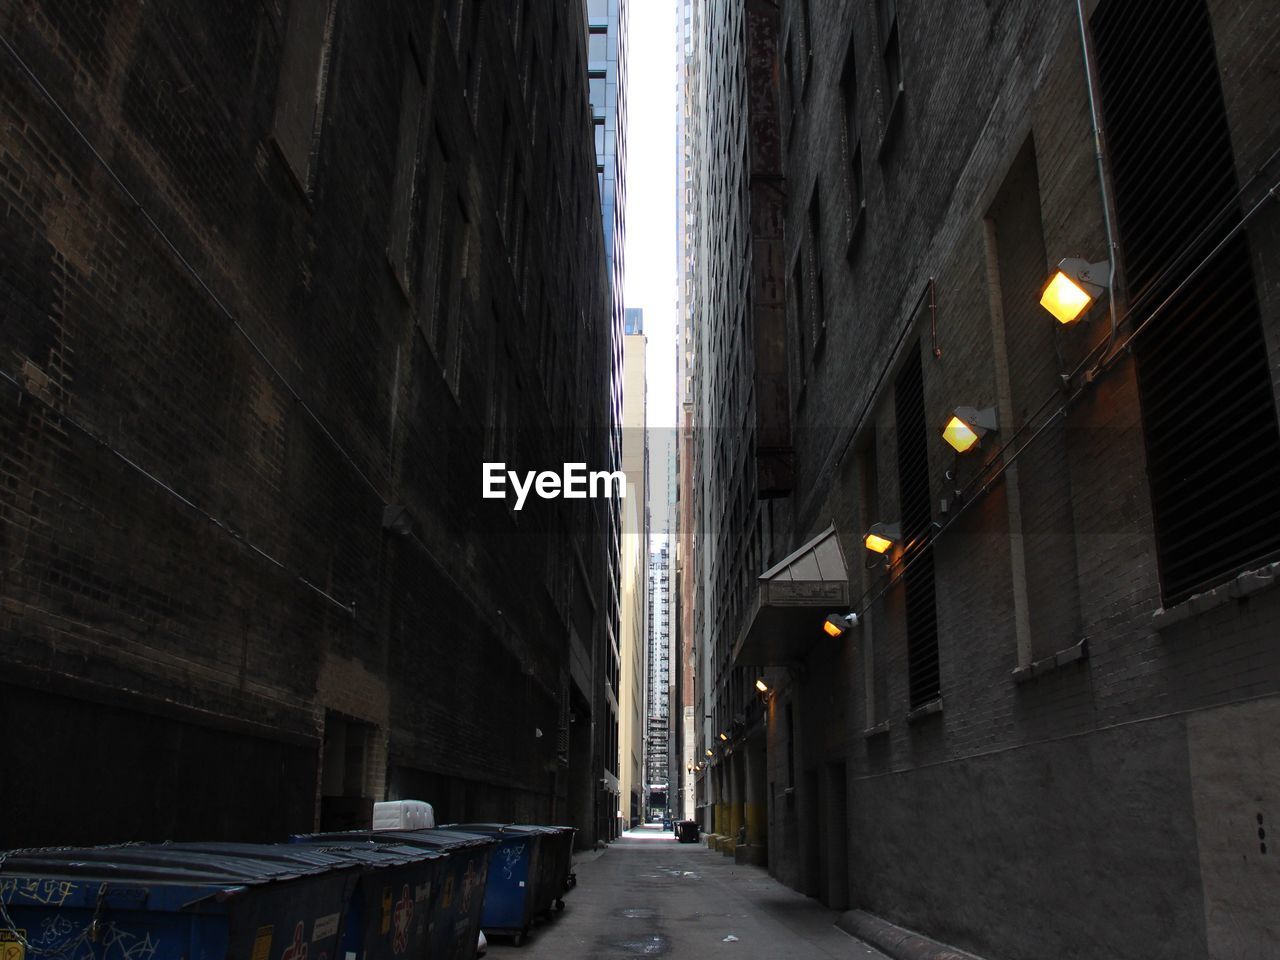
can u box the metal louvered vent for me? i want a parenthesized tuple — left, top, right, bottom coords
(1093, 0, 1280, 606)
(895, 343, 940, 708)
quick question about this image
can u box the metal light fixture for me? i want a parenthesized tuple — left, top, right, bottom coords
(718, 731, 728, 741)
(942, 406, 998, 454)
(1039, 257, 1108, 324)
(864, 521, 901, 554)
(705, 748, 713, 757)
(823, 612, 859, 638)
(754, 678, 769, 693)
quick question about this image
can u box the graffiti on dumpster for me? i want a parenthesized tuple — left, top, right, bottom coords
(498, 844, 525, 880)
(0, 878, 77, 908)
(459, 862, 477, 913)
(34, 916, 76, 947)
(281, 922, 308, 960)
(100, 924, 158, 960)
(391, 885, 413, 955)
(20, 922, 158, 960)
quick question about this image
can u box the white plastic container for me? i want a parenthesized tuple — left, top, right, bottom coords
(371, 799, 435, 830)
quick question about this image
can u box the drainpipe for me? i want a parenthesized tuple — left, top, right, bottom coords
(1076, 0, 1123, 378)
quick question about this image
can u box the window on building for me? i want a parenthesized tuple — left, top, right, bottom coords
(387, 47, 426, 297)
(784, 30, 798, 120)
(444, 0, 461, 46)
(877, 0, 903, 122)
(589, 27, 607, 65)
(791, 257, 808, 393)
(428, 183, 470, 392)
(806, 184, 825, 345)
(798, 0, 812, 78)
(986, 137, 1081, 662)
(1093, 0, 1280, 605)
(488, 339, 512, 463)
(894, 343, 940, 710)
(420, 128, 448, 320)
(841, 32, 865, 252)
(272, 0, 338, 194)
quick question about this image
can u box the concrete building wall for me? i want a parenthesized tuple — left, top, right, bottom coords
(686, 0, 1280, 955)
(619, 329, 648, 828)
(0, 0, 617, 848)
(618, 481, 645, 829)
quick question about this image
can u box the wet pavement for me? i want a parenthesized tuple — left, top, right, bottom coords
(485, 825, 889, 960)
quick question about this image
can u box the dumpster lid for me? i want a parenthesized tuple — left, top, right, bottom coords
(162, 841, 442, 868)
(293, 830, 496, 852)
(0, 844, 355, 888)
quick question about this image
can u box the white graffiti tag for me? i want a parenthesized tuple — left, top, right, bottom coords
(0, 879, 78, 908)
(497, 844, 525, 881)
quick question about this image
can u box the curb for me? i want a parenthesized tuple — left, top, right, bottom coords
(837, 911, 987, 960)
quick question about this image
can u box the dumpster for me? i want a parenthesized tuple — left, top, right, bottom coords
(0, 844, 362, 960)
(291, 830, 494, 960)
(0, 841, 442, 960)
(441, 825, 551, 945)
(163, 841, 444, 960)
(676, 820, 700, 843)
(508, 826, 575, 912)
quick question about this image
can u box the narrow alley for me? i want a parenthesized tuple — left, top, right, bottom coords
(487, 828, 888, 960)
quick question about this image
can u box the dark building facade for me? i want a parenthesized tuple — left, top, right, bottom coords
(0, 0, 617, 850)
(586, 0, 628, 847)
(686, 0, 1280, 956)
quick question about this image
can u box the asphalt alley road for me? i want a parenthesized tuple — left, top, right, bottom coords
(485, 826, 889, 960)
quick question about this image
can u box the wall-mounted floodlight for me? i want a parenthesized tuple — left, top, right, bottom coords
(864, 522, 901, 554)
(1040, 257, 1108, 324)
(823, 612, 859, 638)
(705, 748, 713, 757)
(942, 406, 999, 454)
(718, 731, 729, 741)
(755, 678, 769, 693)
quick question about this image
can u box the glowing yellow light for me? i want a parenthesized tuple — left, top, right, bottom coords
(823, 619, 843, 638)
(718, 731, 728, 741)
(864, 532, 894, 554)
(755, 678, 768, 693)
(706, 749, 713, 757)
(1040, 270, 1093, 324)
(943, 415, 981, 453)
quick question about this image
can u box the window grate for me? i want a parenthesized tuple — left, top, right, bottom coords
(1093, 0, 1280, 606)
(895, 343, 940, 708)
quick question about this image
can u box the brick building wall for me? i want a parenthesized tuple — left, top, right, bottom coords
(689, 0, 1280, 955)
(0, 0, 616, 848)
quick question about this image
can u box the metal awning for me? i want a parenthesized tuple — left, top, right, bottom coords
(732, 524, 851, 667)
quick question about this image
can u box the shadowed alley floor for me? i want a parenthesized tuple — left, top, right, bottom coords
(485, 825, 889, 959)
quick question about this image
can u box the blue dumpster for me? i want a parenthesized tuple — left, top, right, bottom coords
(0, 844, 361, 960)
(290, 830, 494, 960)
(441, 825, 550, 945)
(0, 841, 441, 960)
(506, 826, 576, 914)
(162, 842, 444, 960)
